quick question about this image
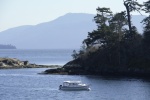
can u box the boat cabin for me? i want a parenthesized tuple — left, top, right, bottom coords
(63, 81, 82, 87)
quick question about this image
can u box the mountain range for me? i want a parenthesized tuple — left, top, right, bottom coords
(0, 13, 146, 49)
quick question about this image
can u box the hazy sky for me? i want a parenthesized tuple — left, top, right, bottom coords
(0, 0, 147, 32)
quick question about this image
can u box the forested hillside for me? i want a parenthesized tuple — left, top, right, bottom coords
(45, 0, 150, 77)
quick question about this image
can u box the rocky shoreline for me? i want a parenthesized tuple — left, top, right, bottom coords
(2, 57, 150, 78)
(43, 59, 150, 78)
(0, 58, 61, 69)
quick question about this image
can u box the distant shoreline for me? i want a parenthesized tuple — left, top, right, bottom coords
(0, 65, 62, 69)
(0, 44, 16, 49)
(0, 58, 62, 69)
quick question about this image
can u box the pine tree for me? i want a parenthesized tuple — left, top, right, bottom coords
(123, 0, 142, 34)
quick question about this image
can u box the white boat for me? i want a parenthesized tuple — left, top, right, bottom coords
(59, 81, 90, 91)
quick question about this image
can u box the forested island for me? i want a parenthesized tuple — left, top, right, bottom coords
(44, 0, 150, 77)
(0, 44, 16, 49)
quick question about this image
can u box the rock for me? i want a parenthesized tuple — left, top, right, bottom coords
(43, 68, 68, 75)
(23, 61, 29, 65)
(0, 62, 5, 66)
(0, 58, 61, 69)
(43, 59, 86, 75)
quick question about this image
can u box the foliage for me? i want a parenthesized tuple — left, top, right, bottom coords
(123, 0, 142, 34)
(142, 0, 150, 13)
(70, 0, 150, 75)
(71, 50, 79, 59)
(141, 0, 150, 67)
(142, 0, 150, 32)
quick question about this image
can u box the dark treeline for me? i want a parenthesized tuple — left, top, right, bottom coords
(68, 0, 150, 76)
(0, 44, 16, 49)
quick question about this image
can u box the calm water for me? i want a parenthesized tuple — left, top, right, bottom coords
(0, 49, 150, 100)
(0, 68, 150, 100)
(0, 49, 73, 65)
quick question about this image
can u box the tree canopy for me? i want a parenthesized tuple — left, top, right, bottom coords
(70, 0, 150, 76)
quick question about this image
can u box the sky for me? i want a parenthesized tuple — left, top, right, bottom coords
(0, 0, 147, 32)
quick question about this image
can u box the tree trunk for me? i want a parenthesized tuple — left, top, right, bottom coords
(124, 2, 132, 34)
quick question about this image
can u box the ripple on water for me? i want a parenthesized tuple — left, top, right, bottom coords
(0, 68, 150, 100)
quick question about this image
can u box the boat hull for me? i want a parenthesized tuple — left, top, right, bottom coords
(59, 86, 90, 91)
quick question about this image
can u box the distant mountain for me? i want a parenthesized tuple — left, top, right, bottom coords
(0, 13, 146, 49)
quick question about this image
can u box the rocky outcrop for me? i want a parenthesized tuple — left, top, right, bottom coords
(42, 68, 68, 75)
(0, 58, 61, 69)
(43, 58, 150, 78)
(43, 59, 87, 75)
(0, 58, 24, 68)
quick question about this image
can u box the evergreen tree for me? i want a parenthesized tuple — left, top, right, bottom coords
(123, 0, 142, 34)
(142, 0, 150, 32)
(83, 7, 113, 47)
(109, 11, 128, 41)
(142, 0, 150, 67)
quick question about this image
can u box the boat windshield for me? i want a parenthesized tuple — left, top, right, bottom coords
(63, 81, 81, 86)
